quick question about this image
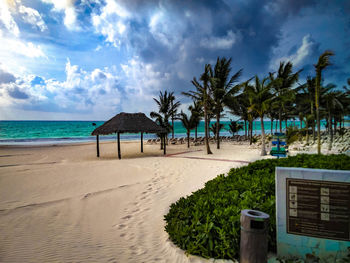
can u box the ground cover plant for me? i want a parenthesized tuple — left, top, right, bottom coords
(164, 154, 350, 260)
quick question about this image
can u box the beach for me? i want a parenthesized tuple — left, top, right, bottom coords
(0, 140, 271, 263)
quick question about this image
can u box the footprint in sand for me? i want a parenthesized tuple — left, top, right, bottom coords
(115, 223, 127, 229)
(122, 215, 132, 220)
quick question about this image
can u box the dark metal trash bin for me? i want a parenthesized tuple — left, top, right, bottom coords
(240, 209, 270, 263)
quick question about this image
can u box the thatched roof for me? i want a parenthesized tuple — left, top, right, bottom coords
(91, 112, 166, 135)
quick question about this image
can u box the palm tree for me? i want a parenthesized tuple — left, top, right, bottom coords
(270, 61, 301, 132)
(314, 50, 334, 154)
(210, 57, 243, 149)
(228, 120, 243, 137)
(169, 92, 181, 139)
(188, 100, 203, 140)
(183, 64, 213, 154)
(210, 122, 224, 139)
(226, 79, 251, 140)
(240, 79, 259, 145)
(305, 77, 316, 142)
(246, 75, 273, 156)
(150, 91, 179, 148)
(178, 111, 197, 148)
(323, 86, 343, 150)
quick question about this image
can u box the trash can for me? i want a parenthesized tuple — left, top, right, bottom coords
(240, 209, 270, 263)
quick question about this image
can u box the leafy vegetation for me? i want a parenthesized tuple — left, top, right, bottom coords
(285, 125, 300, 145)
(152, 54, 350, 154)
(164, 154, 350, 260)
(227, 120, 243, 136)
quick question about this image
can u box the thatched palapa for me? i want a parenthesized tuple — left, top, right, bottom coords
(91, 112, 167, 159)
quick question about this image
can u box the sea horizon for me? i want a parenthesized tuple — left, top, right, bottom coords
(0, 119, 348, 146)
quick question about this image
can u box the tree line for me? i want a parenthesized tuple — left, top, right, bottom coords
(151, 51, 350, 156)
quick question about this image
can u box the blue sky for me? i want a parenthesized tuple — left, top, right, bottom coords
(0, 0, 349, 120)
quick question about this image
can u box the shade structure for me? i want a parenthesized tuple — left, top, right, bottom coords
(91, 112, 167, 159)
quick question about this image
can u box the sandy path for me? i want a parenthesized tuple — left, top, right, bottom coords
(0, 141, 268, 262)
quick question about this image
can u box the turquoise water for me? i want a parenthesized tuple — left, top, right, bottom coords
(0, 119, 345, 145)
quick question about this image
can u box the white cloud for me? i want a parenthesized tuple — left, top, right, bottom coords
(91, 0, 130, 47)
(1, 60, 122, 118)
(120, 57, 171, 113)
(270, 34, 317, 70)
(41, 0, 80, 31)
(0, 0, 20, 36)
(63, 5, 78, 30)
(200, 30, 238, 50)
(148, 10, 185, 48)
(0, 1, 48, 34)
(18, 5, 48, 32)
(1, 37, 46, 58)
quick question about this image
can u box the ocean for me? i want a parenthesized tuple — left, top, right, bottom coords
(0, 119, 344, 145)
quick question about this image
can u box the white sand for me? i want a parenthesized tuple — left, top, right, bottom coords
(0, 141, 271, 262)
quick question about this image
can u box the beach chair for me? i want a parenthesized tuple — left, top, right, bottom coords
(270, 132, 287, 158)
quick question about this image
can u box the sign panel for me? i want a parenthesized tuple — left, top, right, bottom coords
(286, 179, 350, 241)
(276, 167, 350, 262)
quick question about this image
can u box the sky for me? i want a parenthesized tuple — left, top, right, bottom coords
(0, 0, 349, 120)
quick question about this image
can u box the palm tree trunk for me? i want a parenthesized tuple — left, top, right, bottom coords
(316, 107, 321, 154)
(271, 118, 273, 135)
(195, 126, 197, 140)
(328, 114, 333, 151)
(171, 118, 174, 139)
(251, 120, 253, 144)
(204, 104, 212, 154)
(171, 101, 174, 139)
(285, 119, 288, 130)
(244, 120, 247, 138)
(249, 119, 253, 145)
(216, 113, 220, 149)
(279, 110, 282, 132)
(275, 119, 277, 133)
(306, 121, 309, 144)
(311, 102, 315, 143)
(260, 117, 266, 156)
(160, 135, 163, 150)
(316, 72, 321, 154)
(187, 131, 190, 148)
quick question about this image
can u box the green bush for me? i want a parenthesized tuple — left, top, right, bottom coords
(164, 154, 350, 260)
(286, 125, 300, 145)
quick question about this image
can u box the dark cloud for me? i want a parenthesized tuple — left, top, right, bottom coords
(7, 86, 29, 100)
(0, 69, 16, 84)
(2, 0, 349, 119)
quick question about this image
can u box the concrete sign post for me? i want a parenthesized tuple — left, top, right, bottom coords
(275, 167, 350, 262)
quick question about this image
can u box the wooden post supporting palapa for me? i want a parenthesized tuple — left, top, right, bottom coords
(141, 132, 143, 153)
(96, 135, 100, 157)
(117, 132, 121, 159)
(163, 134, 166, 155)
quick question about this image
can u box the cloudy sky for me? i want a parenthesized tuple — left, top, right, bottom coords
(0, 0, 349, 120)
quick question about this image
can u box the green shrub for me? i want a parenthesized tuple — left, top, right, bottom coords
(286, 125, 300, 144)
(164, 154, 350, 260)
